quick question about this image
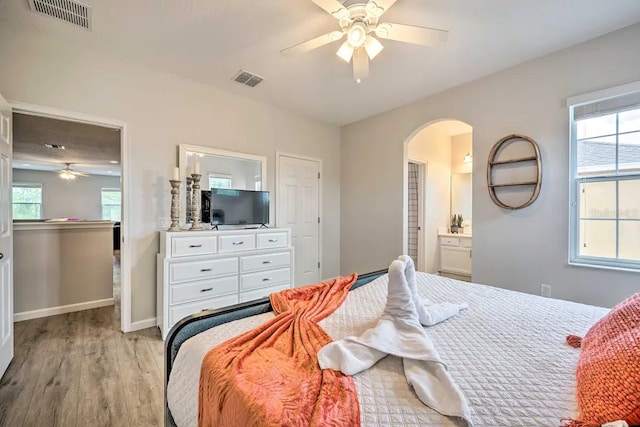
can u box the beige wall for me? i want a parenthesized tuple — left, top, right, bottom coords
(13, 169, 121, 220)
(407, 126, 451, 274)
(0, 22, 342, 324)
(451, 133, 472, 175)
(341, 23, 640, 308)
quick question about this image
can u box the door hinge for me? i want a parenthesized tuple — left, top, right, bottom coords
(318, 217, 320, 224)
(318, 172, 320, 179)
(318, 262, 321, 269)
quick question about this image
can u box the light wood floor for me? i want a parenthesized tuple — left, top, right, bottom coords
(0, 254, 165, 427)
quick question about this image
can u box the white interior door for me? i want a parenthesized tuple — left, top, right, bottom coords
(276, 154, 320, 287)
(0, 93, 13, 379)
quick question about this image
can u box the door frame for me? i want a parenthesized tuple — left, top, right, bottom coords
(275, 152, 323, 280)
(407, 159, 427, 271)
(8, 100, 133, 333)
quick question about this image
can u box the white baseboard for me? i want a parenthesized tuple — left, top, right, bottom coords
(14, 298, 115, 322)
(129, 317, 157, 332)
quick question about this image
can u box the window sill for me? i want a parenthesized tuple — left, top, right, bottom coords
(568, 260, 640, 274)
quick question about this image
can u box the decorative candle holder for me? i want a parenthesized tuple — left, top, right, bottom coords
(190, 173, 203, 231)
(168, 179, 181, 232)
(185, 176, 193, 224)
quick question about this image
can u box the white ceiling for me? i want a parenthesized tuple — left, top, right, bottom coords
(1, 0, 640, 125)
(12, 113, 121, 176)
(428, 120, 472, 137)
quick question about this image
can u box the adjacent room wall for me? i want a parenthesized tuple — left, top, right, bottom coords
(13, 169, 121, 220)
(341, 23, 640, 308)
(451, 133, 472, 175)
(0, 22, 342, 324)
(407, 126, 452, 274)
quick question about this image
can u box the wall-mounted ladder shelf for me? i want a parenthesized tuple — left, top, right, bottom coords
(486, 134, 542, 210)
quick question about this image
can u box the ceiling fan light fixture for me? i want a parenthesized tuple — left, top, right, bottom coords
(364, 36, 384, 59)
(336, 41, 354, 62)
(347, 23, 367, 48)
(59, 171, 75, 180)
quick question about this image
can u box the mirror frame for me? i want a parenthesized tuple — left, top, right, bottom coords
(178, 144, 267, 225)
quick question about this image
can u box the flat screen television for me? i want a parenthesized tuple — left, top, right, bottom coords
(209, 188, 269, 226)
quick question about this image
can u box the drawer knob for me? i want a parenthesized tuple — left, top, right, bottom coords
(189, 244, 203, 248)
(268, 239, 278, 243)
(200, 287, 213, 293)
(262, 277, 271, 282)
(232, 241, 244, 246)
(201, 268, 212, 272)
(262, 261, 272, 264)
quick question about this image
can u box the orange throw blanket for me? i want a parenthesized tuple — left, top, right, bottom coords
(198, 274, 360, 427)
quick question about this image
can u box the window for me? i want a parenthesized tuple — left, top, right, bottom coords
(101, 188, 121, 221)
(12, 183, 42, 219)
(569, 86, 640, 271)
(208, 174, 232, 190)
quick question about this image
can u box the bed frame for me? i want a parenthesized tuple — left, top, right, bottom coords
(164, 269, 387, 426)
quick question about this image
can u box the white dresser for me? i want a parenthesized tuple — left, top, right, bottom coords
(157, 228, 293, 339)
(438, 233, 472, 282)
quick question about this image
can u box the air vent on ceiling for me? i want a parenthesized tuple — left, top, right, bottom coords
(44, 143, 66, 150)
(28, 0, 92, 31)
(232, 70, 264, 88)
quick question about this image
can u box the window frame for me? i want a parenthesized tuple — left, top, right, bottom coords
(12, 182, 43, 220)
(101, 187, 121, 222)
(208, 173, 232, 190)
(568, 82, 640, 272)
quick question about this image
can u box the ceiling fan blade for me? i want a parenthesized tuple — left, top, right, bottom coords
(281, 31, 344, 56)
(310, 0, 350, 19)
(375, 23, 448, 46)
(352, 48, 369, 83)
(366, 0, 398, 18)
(69, 170, 90, 177)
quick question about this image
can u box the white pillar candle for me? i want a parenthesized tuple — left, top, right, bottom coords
(172, 166, 180, 181)
(194, 158, 200, 174)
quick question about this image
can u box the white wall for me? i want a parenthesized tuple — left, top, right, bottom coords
(407, 126, 451, 274)
(341, 23, 640, 308)
(0, 22, 342, 323)
(13, 169, 120, 220)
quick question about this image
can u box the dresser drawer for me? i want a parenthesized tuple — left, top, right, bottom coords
(256, 232, 288, 249)
(240, 252, 291, 273)
(169, 294, 239, 325)
(169, 276, 238, 304)
(440, 237, 460, 247)
(460, 238, 472, 248)
(240, 283, 290, 303)
(171, 236, 217, 257)
(240, 268, 291, 291)
(219, 234, 256, 253)
(169, 257, 238, 283)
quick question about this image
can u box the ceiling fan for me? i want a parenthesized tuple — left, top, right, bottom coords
(281, 0, 449, 83)
(59, 163, 89, 180)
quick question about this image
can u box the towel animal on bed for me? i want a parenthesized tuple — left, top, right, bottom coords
(318, 255, 473, 426)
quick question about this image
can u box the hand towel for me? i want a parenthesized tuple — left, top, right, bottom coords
(398, 255, 468, 326)
(317, 259, 473, 425)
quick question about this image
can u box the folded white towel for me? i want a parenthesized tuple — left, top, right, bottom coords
(317, 259, 473, 425)
(398, 255, 468, 326)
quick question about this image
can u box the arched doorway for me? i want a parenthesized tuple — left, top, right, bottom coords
(403, 119, 473, 280)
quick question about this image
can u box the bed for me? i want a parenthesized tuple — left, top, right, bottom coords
(165, 270, 609, 427)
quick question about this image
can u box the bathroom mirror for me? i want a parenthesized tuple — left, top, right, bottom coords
(451, 173, 472, 226)
(178, 144, 267, 224)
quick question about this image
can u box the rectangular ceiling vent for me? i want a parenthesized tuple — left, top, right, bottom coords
(28, 0, 92, 31)
(232, 70, 264, 88)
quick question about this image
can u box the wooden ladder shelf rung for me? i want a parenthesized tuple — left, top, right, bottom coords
(490, 156, 538, 166)
(489, 181, 537, 188)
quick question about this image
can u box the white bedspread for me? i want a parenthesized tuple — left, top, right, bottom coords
(167, 273, 608, 427)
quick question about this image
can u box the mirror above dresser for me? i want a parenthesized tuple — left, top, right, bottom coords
(178, 144, 267, 226)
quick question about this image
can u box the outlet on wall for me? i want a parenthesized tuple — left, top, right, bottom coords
(541, 284, 551, 298)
